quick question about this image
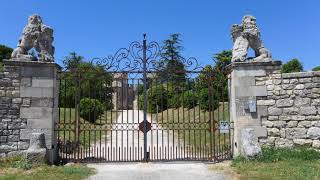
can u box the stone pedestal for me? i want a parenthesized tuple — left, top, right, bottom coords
(3, 60, 60, 163)
(228, 60, 281, 157)
(24, 133, 46, 163)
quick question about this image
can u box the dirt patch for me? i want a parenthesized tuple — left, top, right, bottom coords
(207, 161, 239, 180)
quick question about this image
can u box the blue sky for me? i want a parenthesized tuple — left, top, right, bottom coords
(0, 0, 319, 70)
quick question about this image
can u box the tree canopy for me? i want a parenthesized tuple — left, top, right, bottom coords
(60, 52, 113, 109)
(312, 66, 320, 71)
(157, 34, 186, 82)
(281, 58, 304, 73)
(0, 45, 13, 62)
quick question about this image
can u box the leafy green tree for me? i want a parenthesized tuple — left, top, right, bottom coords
(213, 50, 231, 102)
(195, 50, 232, 111)
(60, 52, 113, 109)
(0, 45, 13, 62)
(139, 84, 168, 113)
(157, 34, 186, 82)
(281, 58, 303, 73)
(63, 52, 84, 71)
(312, 66, 320, 71)
(213, 50, 232, 71)
(0, 45, 13, 70)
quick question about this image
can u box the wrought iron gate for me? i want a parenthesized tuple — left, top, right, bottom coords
(55, 34, 232, 163)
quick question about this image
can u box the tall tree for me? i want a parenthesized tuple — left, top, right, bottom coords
(157, 34, 186, 82)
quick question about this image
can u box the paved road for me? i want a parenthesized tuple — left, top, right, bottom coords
(88, 163, 227, 180)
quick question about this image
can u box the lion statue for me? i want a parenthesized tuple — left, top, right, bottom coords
(11, 14, 54, 62)
(231, 15, 272, 62)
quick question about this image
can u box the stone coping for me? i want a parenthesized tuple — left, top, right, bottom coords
(226, 60, 282, 72)
(282, 71, 320, 78)
(3, 59, 62, 70)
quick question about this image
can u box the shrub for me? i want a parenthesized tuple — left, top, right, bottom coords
(181, 91, 197, 109)
(198, 88, 219, 111)
(168, 93, 181, 108)
(312, 66, 320, 71)
(12, 158, 33, 170)
(281, 58, 303, 73)
(79, 98, 104, 123)
(139, 85, 168, 113)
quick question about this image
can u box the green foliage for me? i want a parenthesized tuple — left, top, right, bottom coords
(157, 34, 186, 82)
(165, 82, 184, 109)
(63, 52, 84, 71)
(168, 93, 182, 108)
(0, 45, 13, 71)
(181, 91, 197, 109)
(0, 155, 23, 168)
(195, 50, 231, 110)
(213, 50, 232, 70)
(312, 66, 320, 71)
(281, 58, 304, 73)
(233, 147, 320, 164)
(0, 44, 13, 62)
(195, 68, 228, 111)
(12, 158, 33, 170)
(61, 165, 95, 177)
(0, 156, 95, 180)
(139, 84, 168, 113)
(198, 88, 219, 111)
(0, 155, 33, 170)
(59, 52, 113, 109)
(79, 98, 104, 123)
(137, 84, 144, 95)
(232, 148, 320, 180)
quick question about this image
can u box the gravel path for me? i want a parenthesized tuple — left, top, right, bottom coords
(88, 163, 227, 180)
(88, 110, 176, 160)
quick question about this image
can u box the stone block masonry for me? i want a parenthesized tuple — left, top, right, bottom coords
(257, 71, 320, 148)
(0, 65, 28, 157)
(228, 60, 282, 157)
(0, 60, 60, 161)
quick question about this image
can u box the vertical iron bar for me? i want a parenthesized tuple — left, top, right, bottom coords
(142, 33, 148, 161)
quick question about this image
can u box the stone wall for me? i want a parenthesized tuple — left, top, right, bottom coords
(0, 60, 59, 160)
(229, 61, 282, 156)
(0, 65, 28, 157)
(257, 71, 320, 148)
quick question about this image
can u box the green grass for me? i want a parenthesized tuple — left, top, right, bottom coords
(57, 108, 119, 147)
(0, 155, 95, 180)
(232, 148, 320, 180)
(154, 102, 231, 152)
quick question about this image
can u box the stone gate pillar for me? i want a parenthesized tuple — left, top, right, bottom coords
(228, 61, 281, 157)
(2, 60, 60, 162)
